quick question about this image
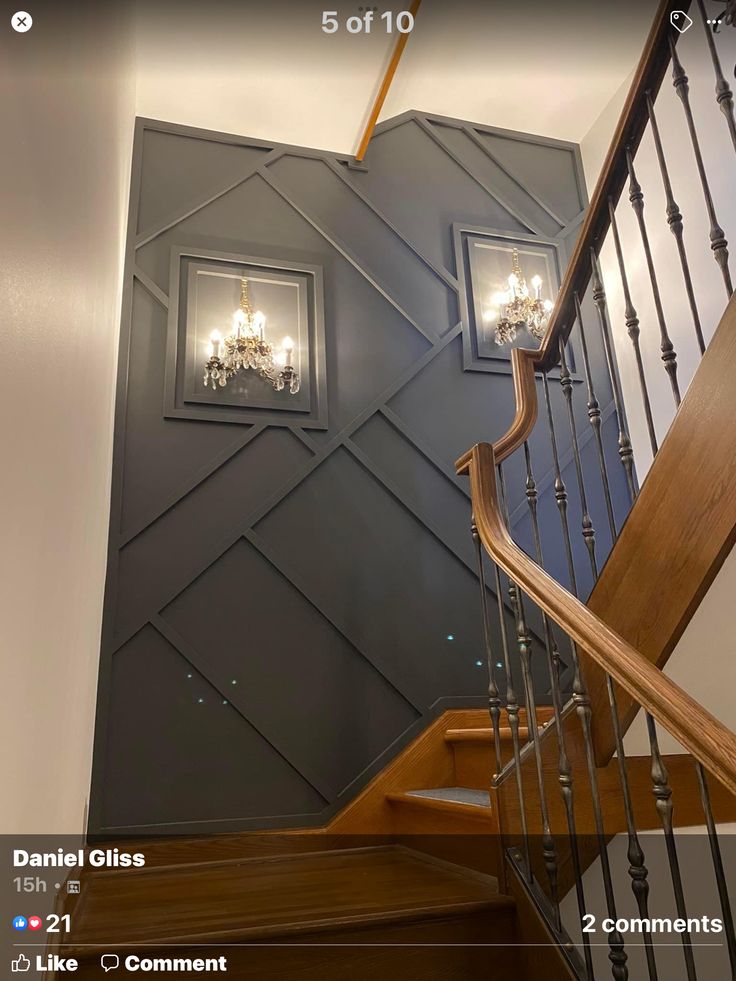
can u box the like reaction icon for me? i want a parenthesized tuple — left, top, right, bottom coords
(12, 916, 27, 931)
(11, 954, 31, 973)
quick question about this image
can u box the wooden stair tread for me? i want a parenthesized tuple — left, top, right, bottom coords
(66, 846, 510, 952)
(445, 726, 530, 743)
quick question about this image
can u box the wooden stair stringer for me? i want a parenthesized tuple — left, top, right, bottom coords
(585, 292, 736, 763)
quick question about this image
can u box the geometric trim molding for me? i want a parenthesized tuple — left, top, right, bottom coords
(164, 245, 328, 428)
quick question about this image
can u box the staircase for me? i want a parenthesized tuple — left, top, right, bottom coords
(59, 710, 572, 980)
(65, 846, 520, 980)
(451, 3, 736, 979)
(55, 3, 736, 979)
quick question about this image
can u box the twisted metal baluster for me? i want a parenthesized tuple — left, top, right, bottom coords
(573, 294, 617, 542)
(695, 761, 736, 972)
(542, 373, 578, 597)
(498, 463, 560, 925)
(696, 0, 736, 153)
(590, 250, 637, 503)
(492, 556, 533, 881)
(608, 198, 659, 457)
(559, 337, 599, 580)
(625, 148, 682, 407)
(646, 714, 698, 980)
(670, 35, 733, 297)
(523, 440, 595, 977)
(472, 518, 503, 778)
(646, 93, 706, 356)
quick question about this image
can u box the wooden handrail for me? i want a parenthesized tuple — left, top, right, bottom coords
(468, 440, 736, 798)
(455, 0, 685, 476)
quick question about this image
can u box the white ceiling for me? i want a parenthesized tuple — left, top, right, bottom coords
(134, 0, 656, 155)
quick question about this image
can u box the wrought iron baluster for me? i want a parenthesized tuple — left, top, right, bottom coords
(498, 463, 560, 925)
(542, 373, 578, 597)
(522, 440, 596, 977)
(573, 294, 617, 541)
(472, 518, 503, 778)
(696, 0, 736, 153)
(608, 199, 659, 457)
(590, 250, 637, 503)
(646, 713, 698, 980)
(695, 761, 736, 972)
(568, 645, 629, 980)
(536, 430, 628, 981)
(670, 36, 733, 297)
(558, 337, 599, 579)
(646, 93, 706, 356)
(625, 149, 682, 407)
(607, 678, 659, 980)
(491, 557, 533, 881)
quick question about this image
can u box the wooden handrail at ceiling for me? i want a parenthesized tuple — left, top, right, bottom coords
(355, 0, 422, 163)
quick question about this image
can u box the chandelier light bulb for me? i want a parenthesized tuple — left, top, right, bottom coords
(208, 329, 222, 358)
(275, 351, 287, 367)
(543, 298, 554, 312)
(507, 272, 519, 292)
(282, 336, 295, 362)
(531, 274, 542, 299)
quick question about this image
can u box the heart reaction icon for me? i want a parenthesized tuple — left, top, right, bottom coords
(27, 916, 42, 931)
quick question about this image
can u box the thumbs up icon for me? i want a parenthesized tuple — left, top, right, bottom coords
(12, 954, 31, 972)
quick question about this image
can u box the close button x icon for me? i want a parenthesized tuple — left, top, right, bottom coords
(12, 10, 33, 33)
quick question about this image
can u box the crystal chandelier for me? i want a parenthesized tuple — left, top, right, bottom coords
(489, 248, 554, 345)
(203, 277, 300, 394)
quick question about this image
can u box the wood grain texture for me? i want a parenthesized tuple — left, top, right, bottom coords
(73, 915, 520, 981)
(586, 292, 736, 761)
(65, 846, 522, 980)
(494, 709, 736, 837)
(66, 847, 509, 950)
(467, 440, 736, 797)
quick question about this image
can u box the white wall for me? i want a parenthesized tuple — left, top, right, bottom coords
(0, 6, 136, 833)
(582, 7, 736, 475)
(133, 0, 650, 154)
(580, 7, 736, 748)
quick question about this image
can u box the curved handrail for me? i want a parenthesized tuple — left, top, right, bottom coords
(468, 440, 736, 798)
(456, 0, 684, 476)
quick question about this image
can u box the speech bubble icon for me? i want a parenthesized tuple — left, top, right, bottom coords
(101, 954, 120, 972)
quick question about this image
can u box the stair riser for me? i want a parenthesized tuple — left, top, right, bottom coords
(72, 911, 520, 980)
(452, 742, 514, 789)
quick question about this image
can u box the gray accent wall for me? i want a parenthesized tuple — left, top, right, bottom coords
(91, 112, 631, 837)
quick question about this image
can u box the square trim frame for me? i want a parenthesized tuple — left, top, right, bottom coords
(453, 223, 577, 378)
(164, 246, 328, 428)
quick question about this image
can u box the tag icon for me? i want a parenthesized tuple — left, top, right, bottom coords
(670, 10, 693, 33)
